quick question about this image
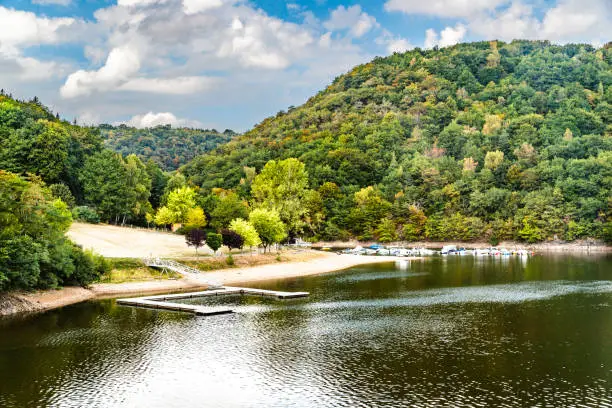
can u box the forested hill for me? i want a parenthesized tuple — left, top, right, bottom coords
(100, 124, 235, 171)
(183, 40, 612, 243)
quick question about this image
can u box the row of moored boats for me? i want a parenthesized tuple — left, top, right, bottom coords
(342, 244, 533, 257)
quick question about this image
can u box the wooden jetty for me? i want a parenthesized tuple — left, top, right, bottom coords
(117, 286, 309, 316)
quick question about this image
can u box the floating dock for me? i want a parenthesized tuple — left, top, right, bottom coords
(117, 286, 309, 316)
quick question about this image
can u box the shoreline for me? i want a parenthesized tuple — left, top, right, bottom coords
(312, 239, 611, 253)
(0, 253, 410, 318)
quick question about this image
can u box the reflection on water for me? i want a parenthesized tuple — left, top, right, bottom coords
(0, 254, 611, 407)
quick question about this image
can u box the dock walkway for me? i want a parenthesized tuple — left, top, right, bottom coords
(143, 257, 223, 288)
(117, 286, 309, 316)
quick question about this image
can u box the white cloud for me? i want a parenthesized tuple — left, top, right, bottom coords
(61, 45, 141, 98)
(468, 2, 540, 40)
(0, 7, 75, 82)
(0, 7, 74, 49)
(216, 13, 315, 69)
(439, 24, 467, 47)
(76, 111, 101, 126)
(377, 30, 414, 54)
(541, 0, 611, 43)
(423, 24, 466, 48)
(324, 5, 379, 38)
(468, 0, 611, 44)
(117, 0, 166, 6)
(384, 0, 507, 18)
(183, 0, 224, 15)
(387, 38, 413, 53)
(286, 4, 301, 11)
(119, 76, 218, 94)
(319, 32, 332, 48)
(9, 0, 373, 129)
(124, 112, 202, 128)
(424, 28, 438, 49)
(32, 0, 72, 5)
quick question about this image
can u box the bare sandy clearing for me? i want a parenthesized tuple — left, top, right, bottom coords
(67, 222, 209, 258)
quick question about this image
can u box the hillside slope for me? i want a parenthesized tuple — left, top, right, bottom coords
(183, 40, 612, 243)
(101, 124, 235, 171)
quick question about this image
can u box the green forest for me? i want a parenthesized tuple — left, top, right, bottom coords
(1, 40, 611, 289)
(100, 124, 235, 170)
(184, 40, 612, 244)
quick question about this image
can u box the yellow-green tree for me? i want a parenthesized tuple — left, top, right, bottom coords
(248, 209, 286, 252)
(251, 158, 309, 236)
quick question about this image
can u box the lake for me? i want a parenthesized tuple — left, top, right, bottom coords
(1, 254, 611, 407)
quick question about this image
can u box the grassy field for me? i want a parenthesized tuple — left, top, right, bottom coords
(98, 258, 181, 284)
(181, 250, 325, 271)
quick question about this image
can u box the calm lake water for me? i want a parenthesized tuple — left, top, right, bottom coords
(1, 255, 611, 407)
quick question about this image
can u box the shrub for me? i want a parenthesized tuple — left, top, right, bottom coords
(206, 233, 223, 253)
(72, 206, 100, 224)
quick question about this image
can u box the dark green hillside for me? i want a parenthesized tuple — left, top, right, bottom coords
(100, 124, 235, 171)
(183, 40, 612, 243)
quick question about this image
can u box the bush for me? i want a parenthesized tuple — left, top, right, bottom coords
(72, 206, 100, 224)
(68, 246, 109, 286)
(206, 233, 223, 253)
(226, 254, 235, 266)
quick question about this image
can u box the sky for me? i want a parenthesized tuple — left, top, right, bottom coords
(0, 0, 610, 131)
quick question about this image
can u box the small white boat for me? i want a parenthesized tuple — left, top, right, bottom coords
(441, 245, 457, 255)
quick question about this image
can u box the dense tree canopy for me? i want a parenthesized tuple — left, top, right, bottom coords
(100, 124, 235, 170)
(182, 41, 612, 243)
(1, 40, 611, 246)
(0, 171, 108, 290)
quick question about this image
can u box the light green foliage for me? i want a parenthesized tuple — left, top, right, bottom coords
(185, 207, 207, 229)
(167, 186, 197, 223)
(154, 206, 175, 226)
(161, 172, 186, 205)
(251, 158, 310, 236)
(154, 186, 198, 226)
(229, 218, 261, 248)
(484, 151, 505, 170)
(248, 208, 287, 252)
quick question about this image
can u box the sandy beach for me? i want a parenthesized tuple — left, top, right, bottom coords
(1, 252, 410, 317)
(67, 222, 210, 258)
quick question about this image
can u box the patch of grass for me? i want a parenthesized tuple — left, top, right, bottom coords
(181, 258, 234, 271)
(98, 258, 180, 284)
